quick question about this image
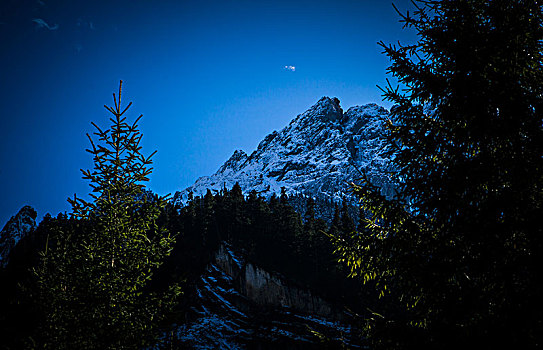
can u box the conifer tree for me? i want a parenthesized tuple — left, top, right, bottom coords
(226, 182, 246, 242)
(328, 203, 341, 237)
(269, 193, 279, 212)
(279, 186, 289, 205)
(356, 206, 365, 232)
(339, 201, 355, 235)
(34, 81, 181, 349)
(303, 197, 317, 237)
(202, 189, 219, 246)
(333, 0, 543, 347)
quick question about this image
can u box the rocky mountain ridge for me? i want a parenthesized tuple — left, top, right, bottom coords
(173, 97, 393, 206)
(0, 206, 37, 267)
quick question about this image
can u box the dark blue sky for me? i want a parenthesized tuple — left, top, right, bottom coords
(0, 0, 416, 226)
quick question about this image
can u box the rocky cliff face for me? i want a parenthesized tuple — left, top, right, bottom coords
(173, 97, 393, 205)
(174, 243, 361, 348)
(0, 206, 37, 267)
(214, 244, 337, 318)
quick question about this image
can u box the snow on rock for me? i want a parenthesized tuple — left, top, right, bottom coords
(0, 206, 37, 268)
(215, 243, 336, 317)
(173, 243, 363, 348)
(173, 97, 393, 205)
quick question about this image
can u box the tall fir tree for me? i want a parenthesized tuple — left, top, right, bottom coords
(332, 1, 543, 348)
(34, 81, 181, 349)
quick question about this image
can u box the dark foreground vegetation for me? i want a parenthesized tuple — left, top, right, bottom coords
(0, 185, 370, 349)
(332, 0, 543, 348)
(1, 0, 542, 348)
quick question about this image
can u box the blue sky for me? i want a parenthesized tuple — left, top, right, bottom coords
(0, 0, 416, 226)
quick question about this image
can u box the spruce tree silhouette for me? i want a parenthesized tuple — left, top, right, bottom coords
(34, 81, 181, 349)
(332, 1, 543, 348)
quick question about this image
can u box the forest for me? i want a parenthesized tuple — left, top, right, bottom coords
(1, 0, 542, 349)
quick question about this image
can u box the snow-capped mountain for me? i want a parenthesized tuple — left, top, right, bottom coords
(0, 206, 37, 267)
(174, 97, 393, 204)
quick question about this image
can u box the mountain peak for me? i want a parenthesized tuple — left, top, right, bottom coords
(173, 97, 394, 206)
(307, 96, 343, 122)
(341, 103, 389, 134)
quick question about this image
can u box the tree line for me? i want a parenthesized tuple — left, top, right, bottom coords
(160, 185, 366, 304)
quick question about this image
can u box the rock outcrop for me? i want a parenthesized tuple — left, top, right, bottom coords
(174, 243, 361, 348)
(214, 243, 337, 318)
(0, 206, 37, 267)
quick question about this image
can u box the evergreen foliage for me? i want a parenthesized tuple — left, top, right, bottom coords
(332, 0, 543, 348)
(33, 81, 181, 349)
(1, 178, 366, 348)
(161, 185, 362, 306)
(0, 213, 58, 349)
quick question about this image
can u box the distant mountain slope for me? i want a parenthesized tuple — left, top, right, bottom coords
(0, 206, 37, 267)
(174, 97, 393, 205)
